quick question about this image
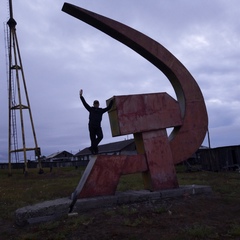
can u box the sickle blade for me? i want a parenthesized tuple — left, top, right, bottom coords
(62, 3, 208, 164)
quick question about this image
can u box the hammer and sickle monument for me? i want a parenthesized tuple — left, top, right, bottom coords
(62, 3, 208, 199)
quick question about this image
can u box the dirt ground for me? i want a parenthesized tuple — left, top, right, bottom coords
(1, 193, 240, 240)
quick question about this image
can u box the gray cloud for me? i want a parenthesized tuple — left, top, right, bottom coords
(0, 0, 239, 162)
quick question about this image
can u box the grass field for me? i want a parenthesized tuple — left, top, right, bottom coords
(0, 165, 240, 239)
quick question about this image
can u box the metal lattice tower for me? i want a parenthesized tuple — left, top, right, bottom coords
(6, 0, 43, 176)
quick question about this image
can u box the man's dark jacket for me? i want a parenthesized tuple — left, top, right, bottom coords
(80, 96, 113, 127)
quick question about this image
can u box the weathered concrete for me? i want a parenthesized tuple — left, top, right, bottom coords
(15, 185, 212, 226)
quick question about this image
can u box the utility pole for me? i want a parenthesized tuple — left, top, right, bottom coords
(6, 0, 43, 176)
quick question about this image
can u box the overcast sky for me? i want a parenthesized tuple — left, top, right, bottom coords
(0, 0, 239, 162)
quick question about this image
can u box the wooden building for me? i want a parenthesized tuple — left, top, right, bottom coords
(74, 139, 136, 161)
(199, 145, 240, 171)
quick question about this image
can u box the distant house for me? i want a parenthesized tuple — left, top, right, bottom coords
(74, 139, 136, 161)
(199, 145, 240, 171)
(45, 151, 73, 162)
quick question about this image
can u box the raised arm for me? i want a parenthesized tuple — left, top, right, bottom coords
(79, 89, 91, 111)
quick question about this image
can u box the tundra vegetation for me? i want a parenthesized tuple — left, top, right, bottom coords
(0, 165, 240, 239)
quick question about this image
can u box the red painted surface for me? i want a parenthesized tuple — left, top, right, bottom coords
(107, 93, 180, 191)
(79, 154, 147, 198)
(142, 130, 178, 190)
(109, 93, 182, 136)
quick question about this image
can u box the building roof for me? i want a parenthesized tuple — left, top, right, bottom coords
(75, 139, 135, 156)
(46, 150, 73, 159)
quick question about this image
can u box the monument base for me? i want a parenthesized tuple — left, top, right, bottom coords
(15, 185, 212, 226)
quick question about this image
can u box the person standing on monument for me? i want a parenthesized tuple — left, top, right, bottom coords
(79, 89, 113, 154)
